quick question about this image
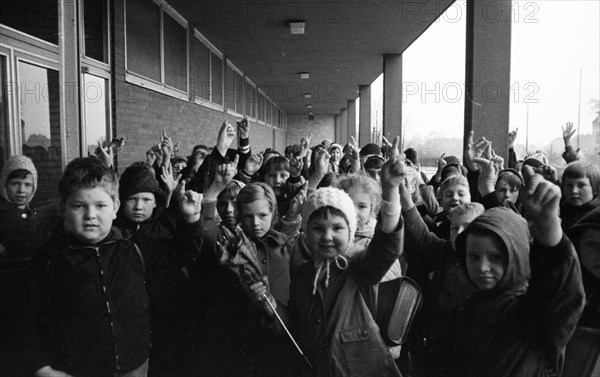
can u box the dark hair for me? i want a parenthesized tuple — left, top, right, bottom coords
(263, 155, 290, 175)
(562, 161, 600, 197)
(317, 172, 340, 189)
(307, 206, 348, 228)
(496, 170, 523, 190)
(441, 163, 463, 181)
(59, 157, 118, 204)
(6, 168, 33, 181)
(217, 181, 244, 202)
(364, 155, 385, 170)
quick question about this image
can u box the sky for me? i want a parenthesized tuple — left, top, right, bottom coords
(396, 0, 600, 148)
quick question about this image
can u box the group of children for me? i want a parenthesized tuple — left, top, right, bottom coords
(0, 120, 598, 377)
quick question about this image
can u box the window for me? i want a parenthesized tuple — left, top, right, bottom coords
(83, 0, 109, 63)
(0, 0, 58, 45)
(235, 72, 244, 115)
(0, 55, 9, 164)
(225, 62, 243, 115)
(125, 0, 188, 97)
(257, 91, 265, 122)
(266, 99, 272, 125)
(244, 79, 256, 119)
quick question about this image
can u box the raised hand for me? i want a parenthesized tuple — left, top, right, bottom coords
(151, 142, 163, 167)
(380, 136, 405, 193)
(160, 129, 174, 165)
(289, 156, 304, 178)
(562, 122, 576, 146)
(300, 134, 312, 158)
(287, 181, 308, 219)
(215, 154, 239, 186)
(146, 148, 156, 166)
(160, 163, 181, 193)
(508, 128, 518, 148)
(381, 135, 393, 157)
(308, 148, 330, 190)
(179, 185, 203, 223)
(473, 156, 499, 196)
(520, 165, 562, 246)
(95, 141, 114, 168)
(244, 152, 264, 176)
(464, 131, 489, 171)
(238, 118, 250, 139)
(217, 121, 236, 155)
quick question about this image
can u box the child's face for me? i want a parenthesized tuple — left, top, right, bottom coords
(495, 179, 519, 204)
(365, 168, 381, 184)
(564, 177, 594, 207)
(123, 192, 157, 223)
(64, 187, 119, 244)
(173, 161, 186, 175)
(217, 194, 238, 228)
(239, 198, 273, 238)
(264, 169, 289, 197)
(465, 232, 508, 290)
(441, 185, 471, 212)
(306, 213, 350, 259)
(5, 175, 34, 207)
(348, 189, 373, 228)
(579, 228, 600, 279)
(330, 148, 341, 162)
(450, 212, 478, 250)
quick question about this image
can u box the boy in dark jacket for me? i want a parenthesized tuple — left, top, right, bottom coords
(28, 157, 202, 377)
(432, 166, 585, 377)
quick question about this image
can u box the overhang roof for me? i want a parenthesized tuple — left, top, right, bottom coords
(168, 0, 455, 116)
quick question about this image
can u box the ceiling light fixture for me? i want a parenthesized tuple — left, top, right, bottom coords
(306, 104, 313, 109)
(289, 21, 305, 35)
(299, 72, 310, 79)
(303, 93, 311, 99)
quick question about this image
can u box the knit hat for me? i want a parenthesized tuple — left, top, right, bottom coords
(329, 143, 342, 153)
(523, 151, 548, 169)
(360, 143, 382, 157)
(439, 174, 469, 197)
(498, 168, 523, 185)
(119, 162, 164, 204)
(0, 155, 38, 203)
(302, 187, 357, 248)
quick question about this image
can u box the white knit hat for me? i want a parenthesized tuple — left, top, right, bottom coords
(302, 187, 357, 247)
(0, 155, 38, 204)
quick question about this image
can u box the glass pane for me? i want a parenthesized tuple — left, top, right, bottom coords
(250, 86, 256, 118)
(84, 0, 108, 63)
(211, 53, 222, 104)
(0, 0, 58, 45)
(225, 65, 235, 111)
(266, 100, 272, 124)
(126, 0, 160, 81)
(82, 74, 108, 156)
(244, 81, 252, 118)
(257, 92, 264, 121)
(18, 61, 61, 207)
(0, 56, 9, 167)
(163, 13, 187, 91)
(194, 39, 210, 101)
(235, 72, 244, 114)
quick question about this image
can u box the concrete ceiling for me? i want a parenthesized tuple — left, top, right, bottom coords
(169, 0, 456, 116)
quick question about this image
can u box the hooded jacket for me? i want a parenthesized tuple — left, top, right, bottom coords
(569, 207, 600, 329)
(433, 207, 585, 377)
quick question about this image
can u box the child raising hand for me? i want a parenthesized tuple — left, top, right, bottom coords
(290, 136, 405, 377)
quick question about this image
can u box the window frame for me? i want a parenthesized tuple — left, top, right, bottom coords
(225, 59, 244, 118)
(244, 77, 257, 121)
(124, 0, 190, 101)
(192, 29, 224, 111)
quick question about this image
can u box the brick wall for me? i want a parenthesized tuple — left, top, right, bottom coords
(112, 0, 281, 170)
(286, 114, 336, 147)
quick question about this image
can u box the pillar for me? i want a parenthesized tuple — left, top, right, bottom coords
(340, 108, 348, 145)
(359, 85, 371, 147)
(463, 0, 511, 161)
(347, 99, 357, 144)
(383, 54, 403, 143)
(335, 114, 341, 143)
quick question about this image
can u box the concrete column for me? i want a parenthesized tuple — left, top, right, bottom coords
(347, 99, 357, 144)
(340, 108, 348, 145)
(463, 0, 511, 161)
(335, 114, 341, 143)
(60, 0, 80, 161)
(383, 54, 402, 142)
(359, 85, 371, 147)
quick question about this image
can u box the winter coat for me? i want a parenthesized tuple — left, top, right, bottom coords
(569, 207, 600, 329)
(28, 228, 151, 377)
(560, 200, 600, 233)
(402, 206, 476, 376)
(290, 218, 404, 377)
(432, 207, 585, 377)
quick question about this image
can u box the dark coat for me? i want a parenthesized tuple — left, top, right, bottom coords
(290, 219, 404, 377)
(569, 207, 600, 329)
(28, 228, 150, 377)
(433, 207, 586, 377)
